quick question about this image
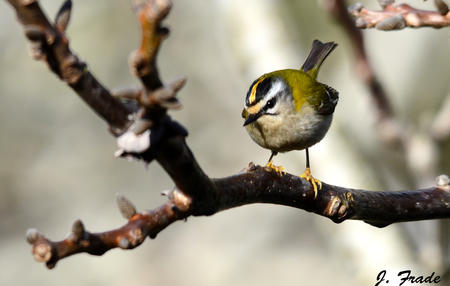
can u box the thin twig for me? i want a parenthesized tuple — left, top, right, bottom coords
(348, 2, 450, 30)
(26, 202, 181, 269)
(129, 0, 171, 91)
(6, 0, 132, 134)
(324, 0, 403, 146)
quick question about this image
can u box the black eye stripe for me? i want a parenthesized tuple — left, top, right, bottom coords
(264, 97, 277, 110)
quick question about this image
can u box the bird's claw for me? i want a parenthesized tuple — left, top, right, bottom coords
(266, 161, 286, 176)
(300, 167, 322, 199)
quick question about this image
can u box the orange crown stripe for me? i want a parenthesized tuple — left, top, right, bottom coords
(249, 76, 265, 104)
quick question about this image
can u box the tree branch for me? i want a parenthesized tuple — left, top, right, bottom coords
(348, 1, 450, 30)
(26, 166, 450, 269)
(4, 0, 450, 269)
(324, 0, 404, 147)
(129, 0, 170, 91)
(5, 0, 132, 134)
(326, 0, 447, 182)
(26, 202, 180, 269)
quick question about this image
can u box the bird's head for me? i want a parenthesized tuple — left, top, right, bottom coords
(242, 74, 292, 126)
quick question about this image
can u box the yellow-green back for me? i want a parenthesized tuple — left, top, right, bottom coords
(264, 69, 326, 111)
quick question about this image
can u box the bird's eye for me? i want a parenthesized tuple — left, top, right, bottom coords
(265, 98, 276, 109)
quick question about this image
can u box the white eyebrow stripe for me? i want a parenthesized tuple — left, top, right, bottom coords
(262, 80, 284, 104)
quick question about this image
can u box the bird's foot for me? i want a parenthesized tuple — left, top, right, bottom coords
(300, 167, 322, 199)
(266, 160, 286, 176)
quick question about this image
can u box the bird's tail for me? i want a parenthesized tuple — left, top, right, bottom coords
(301, 40, 337, 79)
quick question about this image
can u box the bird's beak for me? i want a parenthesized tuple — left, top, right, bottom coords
(243, 113, 261, 126)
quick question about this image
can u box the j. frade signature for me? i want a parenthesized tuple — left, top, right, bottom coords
(375, 270, 441, 286)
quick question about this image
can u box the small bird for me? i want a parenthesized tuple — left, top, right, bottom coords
(242, 39, 338, 198)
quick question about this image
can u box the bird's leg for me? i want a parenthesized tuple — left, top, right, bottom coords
(265, 151, 285, 175)
(300, 148, 322, 198)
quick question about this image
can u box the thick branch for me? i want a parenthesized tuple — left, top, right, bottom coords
(349, 2, 450, 30)
(27, 165, 450, 268)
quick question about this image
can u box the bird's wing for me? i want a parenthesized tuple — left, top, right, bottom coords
(315, 84, 339, 115)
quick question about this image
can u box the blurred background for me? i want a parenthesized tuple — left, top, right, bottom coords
(0, 0, 449, 285)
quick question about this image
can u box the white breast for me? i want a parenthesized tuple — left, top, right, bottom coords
(245, 104, 332, 152)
